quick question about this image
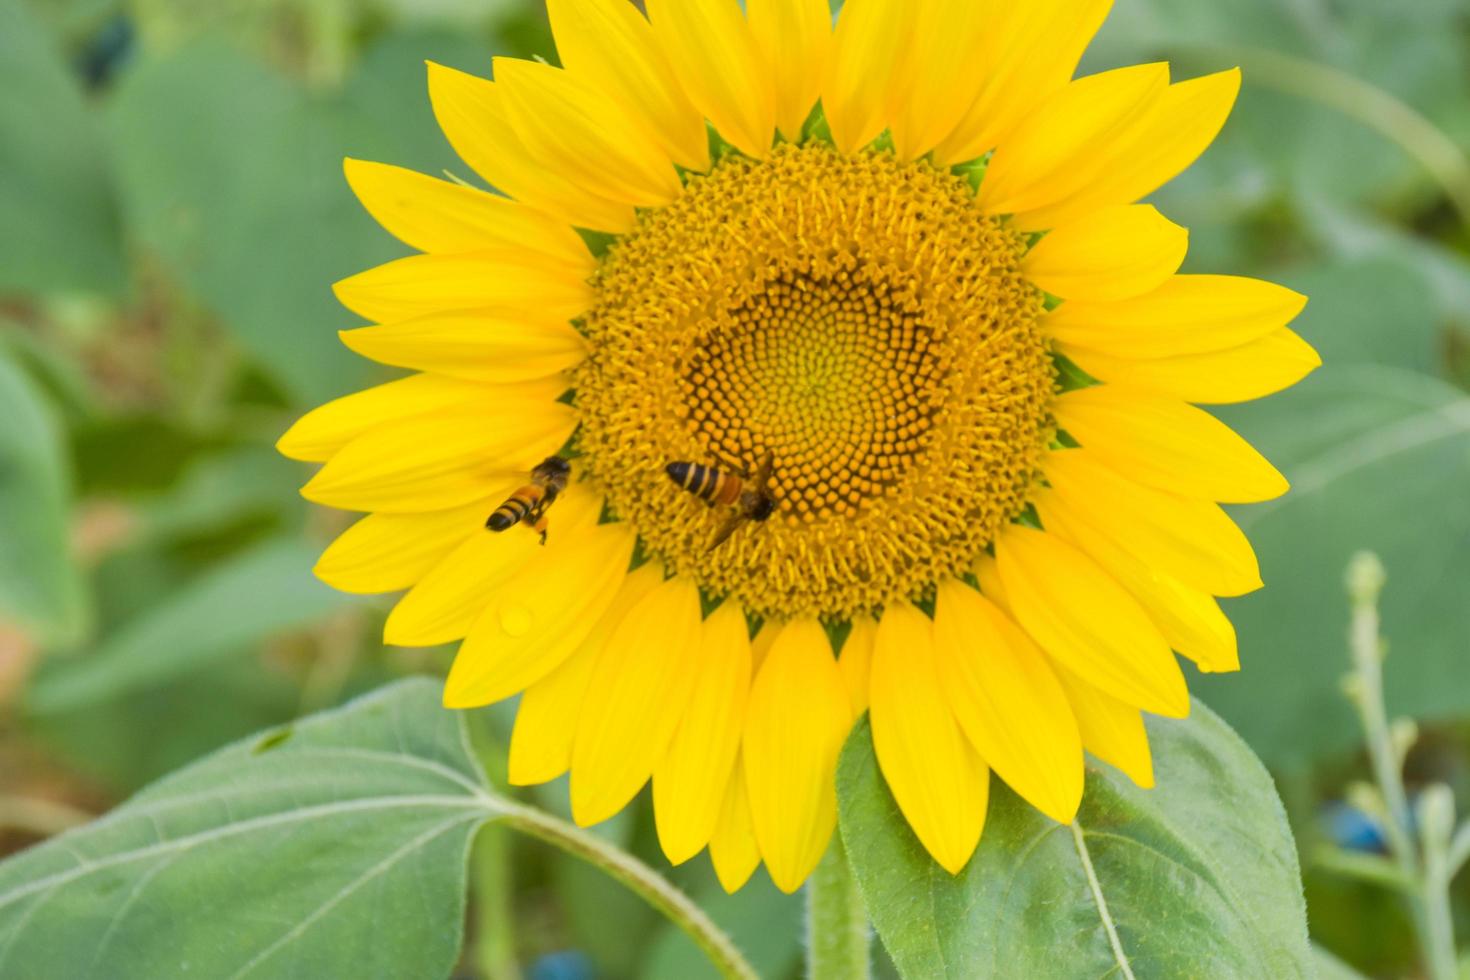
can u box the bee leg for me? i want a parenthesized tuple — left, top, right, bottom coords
(525, 502, 551, 545)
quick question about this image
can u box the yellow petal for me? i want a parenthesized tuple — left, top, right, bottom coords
(822, 0, 908, 154)
(1041, 450, 1262, 596)
(278, 373, 501, 463)
(1053, 665, 1156, 789)
(508, 563, 667, 785)
(747, 0, 831, 140)
(1034, 489, 1239, 673)
(933, 0, 1114, 166)
(301, 399, 577, 513)
(339, 310, 587, 384)
(546, 0, 709, 171)
(1014, 69, 1242, 232)
(570, 576, 703, 826)
(333, 250, 593, 326)
(314, 495, 506, 595)
(444, 524, 636, 708)
(383, 485, 602, 646)
(654, 600, 752, 865)
(1060, 328, 1322, 405)
(995, 524, 1189, 718)
(978, 64, 1169, 217)
(709, 754, 761, 893)
(933, 580, 1083, 824)
(494, 58, 682, 209)
(870, 603, 989, 874)
(749, 621, 778, 673)
(1023, 205, 1188, 303)
(646, 0, 775, 159)
(743, 619, 851, 893)
(426, 62, 635, 233)
(1053, 384, 1289, 503)
(342, 158, 590, 265)
(973, 552, 1010, 612)
(1044, 275, 1309, 358)
(838, 615, 877, 716)
(886, 0, 990, 161)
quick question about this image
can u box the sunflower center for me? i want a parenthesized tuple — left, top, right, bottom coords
(574, 143, 1054, 620)
(688, 274, 936, 518)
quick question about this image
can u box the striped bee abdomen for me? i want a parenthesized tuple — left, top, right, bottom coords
(487, 486, 546, 532)
(665, 462, 743, 506)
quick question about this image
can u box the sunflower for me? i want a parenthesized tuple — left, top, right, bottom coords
(279, 0, 1317, 894)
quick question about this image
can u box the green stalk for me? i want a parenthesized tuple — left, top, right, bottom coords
(1344, 554, 1458, 980)
(492, 799, 759, 980)
(471, 824, 522, 980)
(805, 838, 871, 980)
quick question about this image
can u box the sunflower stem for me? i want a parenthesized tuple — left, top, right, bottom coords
(491, 799, 758, 980)
(805, 837, 871, 980)
(1344, 553, 1459, 980)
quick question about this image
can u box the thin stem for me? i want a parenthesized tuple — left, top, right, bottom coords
(1070, 822, 1138, 980)
(1345, 560, 1416, 872)
(491, 799, 758, 980)
(1448, 821, 1470, 880)
(471, 824, 522, 980)
(805, 838, 870, 980)
(1344, 554, 1458, 980)
(1421, 853, 1458, 980)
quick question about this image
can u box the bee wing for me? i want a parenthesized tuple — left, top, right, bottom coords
(707, 512, 747, 551)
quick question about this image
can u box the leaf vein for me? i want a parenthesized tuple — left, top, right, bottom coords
(0, 795, 490, 913)
(1069, 822, 1137, 980)
(226, 814, 479, 980)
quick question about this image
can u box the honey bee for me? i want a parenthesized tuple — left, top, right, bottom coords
(664, 450, 776, 551)
(486, 456, 571, 544)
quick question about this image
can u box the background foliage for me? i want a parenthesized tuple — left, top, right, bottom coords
(0, 0, 1467, 976)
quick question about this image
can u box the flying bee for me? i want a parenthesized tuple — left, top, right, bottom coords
(486, 455, 571, 544)
(664, 451, 776, 551)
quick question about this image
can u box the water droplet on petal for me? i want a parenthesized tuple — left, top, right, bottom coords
(499, 602, 533, 637)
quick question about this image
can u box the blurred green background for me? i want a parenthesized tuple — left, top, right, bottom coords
(1, 0, 1467, 976)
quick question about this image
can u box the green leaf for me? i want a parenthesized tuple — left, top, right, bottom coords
(1282, 258, 1440, 374)
(1093, 1, 1469, 213)
(0, 348, 87, 643)
(1312, 944, 1369, 980)
(106, 29, 492, 405)
(837, 702, 1311, 979)
(0, 0, 125, 297)
(25, 537, 354, 715)
(1203, 366, 1470, 765)
(0, 678, 491, 980)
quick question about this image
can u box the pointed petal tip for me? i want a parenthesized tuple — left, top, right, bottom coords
(568, 782, 618, 829)
(441, 682, 490, 711)
(934, 846, 977, 877)
(713, 858, 758, 894)
(656, 834, 703, 869)
(766, 865, 807, 895)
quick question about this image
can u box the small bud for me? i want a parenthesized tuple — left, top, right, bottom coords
(1346, 552, 1386, 606)
(1340, 674, 1365, 704)
(1389, 719, 1419, 767)
(1416, 784, 1456, 850)
(1347, 782, 1386, 821)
